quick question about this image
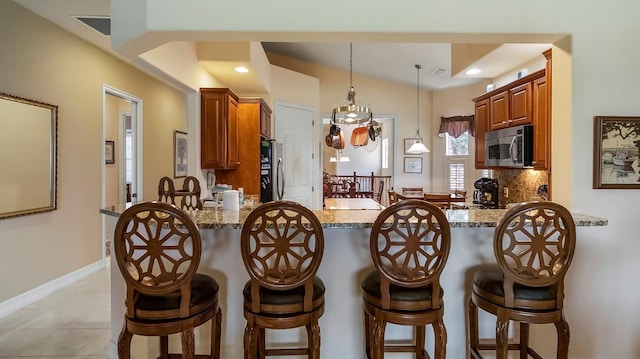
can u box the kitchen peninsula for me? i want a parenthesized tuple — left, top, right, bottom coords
(101, 204, 606, 358)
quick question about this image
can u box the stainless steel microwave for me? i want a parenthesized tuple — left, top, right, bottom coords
(485, 124, 534, 168)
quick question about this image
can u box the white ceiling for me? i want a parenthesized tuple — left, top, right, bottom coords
(14, 0, 551, 91)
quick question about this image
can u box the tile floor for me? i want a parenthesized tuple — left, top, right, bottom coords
(0, 265, 111, 359)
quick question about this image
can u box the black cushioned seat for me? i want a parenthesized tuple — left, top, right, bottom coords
(472, 266, 558, 310)
(361, 271, 442, 310)
(135, 273, 219, 319)
(243, 276, 325, 313)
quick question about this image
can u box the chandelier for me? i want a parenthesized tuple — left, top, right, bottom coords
(331, 43, 373, 125)
(406, 64, 430, 154)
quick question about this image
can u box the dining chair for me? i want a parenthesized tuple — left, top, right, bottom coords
(114, 201, 222, 359)
(175, 176, 203, 210)
(423, 193, 452, 210)
(468, 201, 576, 359)
(158, 176, 176, 204)
(375, 180, 384, 203)
(362, 199, 451, 359)
(401, 187, 424, 198)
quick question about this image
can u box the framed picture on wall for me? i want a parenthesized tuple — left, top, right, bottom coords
(593, 116, 640, 189)
(404, 138, 419, 155)
(105, 140, 115, 164)
(404, 157, 422, 174)
(174, 131, 188, 178)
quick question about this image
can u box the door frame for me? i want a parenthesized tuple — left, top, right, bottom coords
(102, 85, 143, 259)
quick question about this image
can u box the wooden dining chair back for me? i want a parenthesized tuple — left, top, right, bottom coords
(362, 199, 451, 359)
(423, 193, 452, 210)
(401, 187, 423, 197)
(388, 191, 398, 205)
(158, 176, 176, 204)
(113, 201, 221, 359)
(241, 200, 326, 358)
(375, 180, 384, 203)
(468, 201, 577, 359)
(175, 176, 203, 210)
(454, 189, 467, 197)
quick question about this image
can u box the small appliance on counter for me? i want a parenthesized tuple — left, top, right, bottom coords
(473, 177, 499, 208)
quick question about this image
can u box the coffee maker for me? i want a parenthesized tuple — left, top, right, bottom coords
(473, 177, 499, 208)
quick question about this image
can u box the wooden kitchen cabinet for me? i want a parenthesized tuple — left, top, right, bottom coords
(474, 98, 489, 169)
(489, 91, 509, 130)
(509, 81, 533, 126)
(532, 75, 549, 170)
(256, 98, 272, 139)
(200, 88, 240, 169)
(214, 97, 272, 195)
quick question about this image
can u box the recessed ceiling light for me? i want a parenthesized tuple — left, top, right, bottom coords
(234, 66, 249, 73)
(465, 68, 481, 75)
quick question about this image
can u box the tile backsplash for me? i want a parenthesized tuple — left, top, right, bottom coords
(493, 169, 549, 205)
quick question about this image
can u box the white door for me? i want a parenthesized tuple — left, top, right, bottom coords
(275, 102, 316, 208)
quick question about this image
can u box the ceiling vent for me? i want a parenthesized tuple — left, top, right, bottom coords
(74, 16, 111, 36)
(430, 67, 447, 76)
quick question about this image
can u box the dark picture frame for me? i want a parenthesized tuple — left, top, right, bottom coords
(174, 130, 188, 178)
(593, 116, 640, 189)
(105, 140, 115, 164)
(404, 157, 423, 174)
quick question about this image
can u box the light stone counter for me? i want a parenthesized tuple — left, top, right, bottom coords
(101, 203, 607, 358)
(100, 203, 607, 229)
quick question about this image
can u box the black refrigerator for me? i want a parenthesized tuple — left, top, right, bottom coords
(260, 140, 285, 203)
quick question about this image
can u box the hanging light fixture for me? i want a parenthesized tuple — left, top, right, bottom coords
(329, 150, 350, 162)
(332, 43, 373, 125)
(406, 64, 430, 154)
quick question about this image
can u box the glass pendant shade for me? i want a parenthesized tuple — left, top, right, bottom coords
(332, 43, 372, 125)
(329, 150, 350, 162)
(407, 64, 430, 154)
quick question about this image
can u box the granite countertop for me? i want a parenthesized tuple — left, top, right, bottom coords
(100, 203, 608, 229)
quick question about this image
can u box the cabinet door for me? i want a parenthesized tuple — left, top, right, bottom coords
(474, 98, 489, 169)
(489, 91, 509, 130)
(200, 88, 239, 169)
(260, 102, 272, 139)
(226, 95, 240, 168)
(201, 90, 226, 169)
(532, 76, 549, 170)
(509, 82, 533, 126)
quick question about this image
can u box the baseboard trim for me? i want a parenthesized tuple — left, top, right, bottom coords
(0, 259, 106, 318)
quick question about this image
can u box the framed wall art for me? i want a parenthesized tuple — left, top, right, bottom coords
(105, 140, 115, 164)
(404, 157, 423, 174)
(593, 116, 640, 189)
(404, 138, 419, 155)
(174, 130, 188, 178)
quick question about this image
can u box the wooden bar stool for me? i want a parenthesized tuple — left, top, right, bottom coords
(241, 200, 325, 359)
(362, 199, 451, 359)
(113, 201, 222, 359)
(467, 201, 576, 359)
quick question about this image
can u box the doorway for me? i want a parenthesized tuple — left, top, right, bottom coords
(102, 85, 143, 258)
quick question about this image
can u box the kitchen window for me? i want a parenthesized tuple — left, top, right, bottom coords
(445, 131, 469, 156)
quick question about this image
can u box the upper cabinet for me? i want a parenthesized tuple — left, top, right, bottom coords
(474, 98, 489, 169)
(473, 49, 552, 171)
(201, 88, 240, 169)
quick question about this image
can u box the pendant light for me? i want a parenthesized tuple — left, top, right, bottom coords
(406, 64, 430, 154)
(331, 43, 373, 125)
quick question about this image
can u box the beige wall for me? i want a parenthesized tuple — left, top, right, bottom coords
(267, 53, 434, 191)
(0, 2, 187, 301)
